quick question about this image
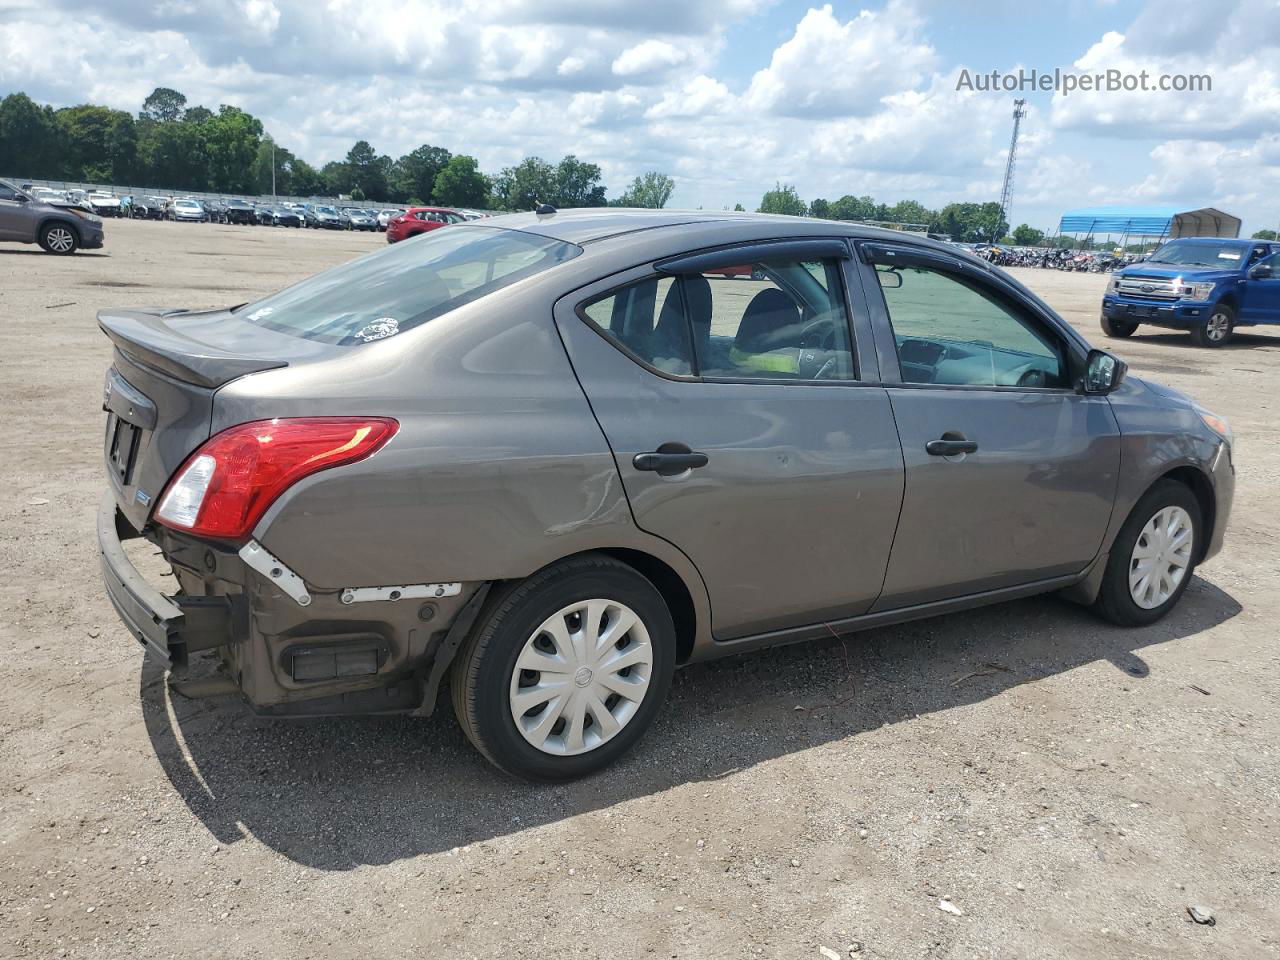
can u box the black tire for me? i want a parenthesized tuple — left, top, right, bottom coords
(1093, 480, 1202, 627)
(451, 554, 676, 781)
(1101, 315, 1137, 338)
(1190, 305, 1234, 347)
(38, 221, 79, 255)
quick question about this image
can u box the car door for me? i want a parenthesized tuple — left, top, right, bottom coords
(554, 239, 905, 639)
(856, 242, 1121, 610)
(1241, 251, 1280, 323)
(0, 181, 33, 241)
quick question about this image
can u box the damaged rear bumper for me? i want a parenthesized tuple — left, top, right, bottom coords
(97, 491, 234, 667)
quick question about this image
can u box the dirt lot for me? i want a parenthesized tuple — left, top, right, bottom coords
(2, 219, 1278, 960)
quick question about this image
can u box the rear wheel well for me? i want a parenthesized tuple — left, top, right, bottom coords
(594, 548, 697, 664)
(1157, 466, 1215, 562)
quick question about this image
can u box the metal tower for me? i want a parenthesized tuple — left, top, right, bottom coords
(996, 98, 1027, 240)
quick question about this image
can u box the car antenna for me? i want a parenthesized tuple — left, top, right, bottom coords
(535, 203, 556, 216)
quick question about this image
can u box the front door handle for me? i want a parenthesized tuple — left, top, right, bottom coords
(925, 433, 978, 457)
(633, 442, 709, 477)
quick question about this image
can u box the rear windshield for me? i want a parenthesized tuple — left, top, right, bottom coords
(235, 225, 582, 345)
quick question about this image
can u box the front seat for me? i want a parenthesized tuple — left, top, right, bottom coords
(730, 288, 803, 375)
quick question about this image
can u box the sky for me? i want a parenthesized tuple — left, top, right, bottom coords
(2, 0, 1279, 234)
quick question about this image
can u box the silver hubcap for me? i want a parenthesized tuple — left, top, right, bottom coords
(509, 599, 653, 756)
(1129, 505, 1194, 609)
(1206, 312, 1230, 341)
(47, 228, 73, 252)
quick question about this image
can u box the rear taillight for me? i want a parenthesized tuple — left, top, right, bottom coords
(155, 417, 398, 541)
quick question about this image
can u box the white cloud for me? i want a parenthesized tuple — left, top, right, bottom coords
(744, 2, 937, 118)
(611, 40, 688, 78)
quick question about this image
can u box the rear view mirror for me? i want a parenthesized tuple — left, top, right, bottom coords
(1249, 263, 1273, 280)
(877, 268, 903, 289)
(1083, 349, 1127, 395)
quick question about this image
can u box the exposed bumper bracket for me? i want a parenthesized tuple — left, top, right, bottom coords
(238, 540, 311, 606)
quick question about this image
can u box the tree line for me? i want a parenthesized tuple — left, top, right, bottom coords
(0, 88, 673, 210)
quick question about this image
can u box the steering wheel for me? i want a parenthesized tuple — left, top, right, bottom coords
(798, 317, 837, 350)
(1014, 365, 1049, 388)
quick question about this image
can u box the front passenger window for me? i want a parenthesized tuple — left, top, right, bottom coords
(876, 264, 1066, 388)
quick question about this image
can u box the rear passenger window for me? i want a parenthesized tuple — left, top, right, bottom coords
(581, 276, 693, 375)
(579, 258, 854, 381)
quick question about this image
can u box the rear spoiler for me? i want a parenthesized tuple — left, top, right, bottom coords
(98, 308, 287, 388)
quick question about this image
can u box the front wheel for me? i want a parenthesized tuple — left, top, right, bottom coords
(1101, 316, 1137, 338)
(451, 554, 676, 781)
(1093, 480, 1202, 626)
(38, 222, 79, 254)
(1190, 306, 1234, 347)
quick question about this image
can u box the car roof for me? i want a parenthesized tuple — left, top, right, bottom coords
(479, 207, 962, 252)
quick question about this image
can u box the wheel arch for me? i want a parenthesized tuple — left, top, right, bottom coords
(1156, 465, 1216, 563)
(38, 215, 83, 237)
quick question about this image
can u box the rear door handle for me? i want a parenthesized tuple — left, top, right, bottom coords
(633, 442, 709, 477)
(926, 434, 978, 456)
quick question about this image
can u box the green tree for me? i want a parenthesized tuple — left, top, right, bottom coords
(614, 171, 674, 208)
(344, 139, 389, 200)
(553, 155, 607, 206)
(253, 138, 295, 196)
(809, 198, 831, 219)
(432, 155, 489, 208)
(390, 144, 452, 205)
(320, 159, 351, 195)
(197, 105, 263, 193)
(492, 156, 557, 209)
(137, 117, 207, 190)
(828, 194, 879, 221)
(140, 87, 187, 124)
(1251, 229, 1278, 240)
(936, 201, 1008, 243)
(1011, 223, 1045, 246)
(290, 158, 326, 196)
(55, 105, 137, 182)
(733, 202, 745, 212)
(758, 182, 806, 217)
(350, 185, 365, 201)
(885, 199, 934, 226)
(0, 93, 61, 178)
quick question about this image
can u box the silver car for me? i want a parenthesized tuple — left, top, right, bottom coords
(97, 210, 1234, 781)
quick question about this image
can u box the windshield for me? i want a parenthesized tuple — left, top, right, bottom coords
(1147, 240, 1247, 267)
(235, 225, 581, 345)
(317, 206, 337, 215)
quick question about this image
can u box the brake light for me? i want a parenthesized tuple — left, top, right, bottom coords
(155, 417, 398, 540)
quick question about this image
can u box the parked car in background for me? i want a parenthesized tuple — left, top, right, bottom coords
(1102, 237, 1280, 347)
(131, 197, 165, 220)
(344, 208, 378, 231)
(385, 206, 464, 243)
(377, 208, 405, 231)
(86, 192, 121, 218)
(257, 205, 302, 228)
(31, 188, 67, 204)
(0, 177, 104, 254)
(170, 199, 207, 222)
(304, 204, 347, 229)
(222, 199, 257, 225)
(94, 210, 1233, 781)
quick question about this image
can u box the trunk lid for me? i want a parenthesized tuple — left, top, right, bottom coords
(99, 306, 327, 530)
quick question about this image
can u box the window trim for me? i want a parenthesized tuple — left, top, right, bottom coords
(574, 252, 865, 386)
(857, 241, 1088, 393)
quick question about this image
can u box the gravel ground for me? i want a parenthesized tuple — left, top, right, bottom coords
(1, 219, 1277, 960)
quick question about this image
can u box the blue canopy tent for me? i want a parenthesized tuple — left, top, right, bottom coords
(1057, 205, 1241, 245)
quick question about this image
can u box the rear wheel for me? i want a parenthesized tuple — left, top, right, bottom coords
(1190, 306, 1234, 347)
(1094, 480, 1201, 626)
(1101, 316, 1137, 338)
(38, 222, 78, 254)
(451, 554, 676, 781)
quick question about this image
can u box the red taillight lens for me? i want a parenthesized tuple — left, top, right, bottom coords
(155, 417, 398, 541)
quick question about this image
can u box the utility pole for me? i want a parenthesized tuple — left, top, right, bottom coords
(997, 98, 1027, 241)
(266, 135, 276, 200)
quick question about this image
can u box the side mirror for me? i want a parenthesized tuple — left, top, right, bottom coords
(1249, 263, 1273, 280)
(877, 268, 903, 289)
(1082, 349, 1127, 395)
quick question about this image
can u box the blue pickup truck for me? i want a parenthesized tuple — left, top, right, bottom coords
(1101, 237, 1280, 347)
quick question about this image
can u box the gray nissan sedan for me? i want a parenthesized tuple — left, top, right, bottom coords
(98, 210, 1234, 781)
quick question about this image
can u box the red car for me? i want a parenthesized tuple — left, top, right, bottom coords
(385, 206, 466, 243)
